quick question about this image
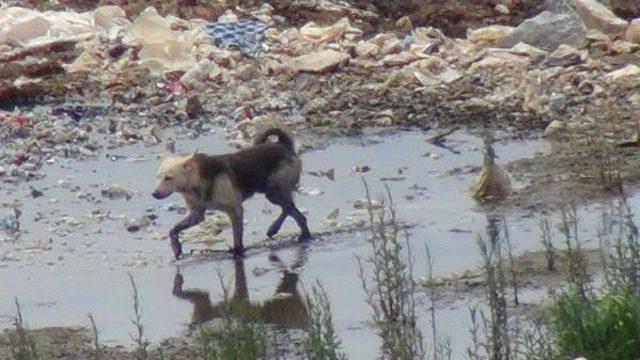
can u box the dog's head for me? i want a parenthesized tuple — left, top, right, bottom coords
(152, 152, 198, 199)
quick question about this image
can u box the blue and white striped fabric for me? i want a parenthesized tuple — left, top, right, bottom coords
(203, 20, 267, 57)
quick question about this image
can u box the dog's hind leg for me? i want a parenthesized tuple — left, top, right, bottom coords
(267, 209, 288, 238)
(288, 204, 311, 241)
(265, 190, 311, 241)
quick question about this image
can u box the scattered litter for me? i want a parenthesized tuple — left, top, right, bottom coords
(307, 168, 335, 181)
(299, 187, 324, 196)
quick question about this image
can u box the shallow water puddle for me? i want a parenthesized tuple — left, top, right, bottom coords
(0, 128, 617, 357)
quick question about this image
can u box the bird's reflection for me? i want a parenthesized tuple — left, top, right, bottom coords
(173, 247, 309, 331)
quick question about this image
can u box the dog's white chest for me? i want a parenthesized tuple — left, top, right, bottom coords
(206, 174, 239, 211)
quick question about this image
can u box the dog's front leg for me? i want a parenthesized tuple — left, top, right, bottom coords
(169, 210, 204, 259)
(227, 205, 244, 257)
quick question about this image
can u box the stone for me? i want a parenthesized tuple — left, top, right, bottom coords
(467, 25, 514, 47)
(395, 16, 413, 33)
(545, 120, 566, 136)
(124, 215, 150, 232)
(571, 0, 628, 37)
(501, 10, 587, 51)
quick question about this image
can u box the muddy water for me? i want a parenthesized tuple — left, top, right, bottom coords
(0, 128, 615, 358)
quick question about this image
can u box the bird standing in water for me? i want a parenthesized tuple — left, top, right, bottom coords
(469, 137, 511, 201)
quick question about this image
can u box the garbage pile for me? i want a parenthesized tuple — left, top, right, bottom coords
(1, 0, 640, 183)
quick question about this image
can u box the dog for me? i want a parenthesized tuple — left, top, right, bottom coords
(152, 128, 311, 259)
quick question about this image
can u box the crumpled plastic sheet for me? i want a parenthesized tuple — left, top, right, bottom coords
(0, 6, 129, 47)
(203, 20, 267, 57)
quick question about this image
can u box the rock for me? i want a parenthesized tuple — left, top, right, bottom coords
(545, 120, 566, 136)
(548, 93, 567, 112)
(101, 184, 133, 201)
(605, 64, 640, 80)
(124, 215, 150, 232)
(283, 49, 350, 75)
(30, 188, 44, 198)
(467, 25, 514, 47)
(395, 16, 413, 33)
(571, 0, 628, 37)
(542, 44, 588, 67)
(501, 10, 587, 51)
(626, 18, 640, 43)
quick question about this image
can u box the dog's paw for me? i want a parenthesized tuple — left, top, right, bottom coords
(228, 246, 245, 258)
(170, 237, 183, 260)
(298, 232, 312, 242)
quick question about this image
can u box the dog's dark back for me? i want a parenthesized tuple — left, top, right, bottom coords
(228, 143, 295, 198)
(195, 129, 298, 199)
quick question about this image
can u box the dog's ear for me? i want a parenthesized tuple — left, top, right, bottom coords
(182, 151, 198, 169)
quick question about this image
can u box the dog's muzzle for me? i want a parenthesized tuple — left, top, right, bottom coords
(152, 189, 172, 199)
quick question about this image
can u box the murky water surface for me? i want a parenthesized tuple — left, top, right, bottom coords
(0, 129, 621, 358)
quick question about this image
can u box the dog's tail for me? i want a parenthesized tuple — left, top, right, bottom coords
(254, 128, 295, 153)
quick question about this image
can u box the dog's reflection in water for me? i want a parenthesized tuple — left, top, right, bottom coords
(173, 257, 309, 331)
